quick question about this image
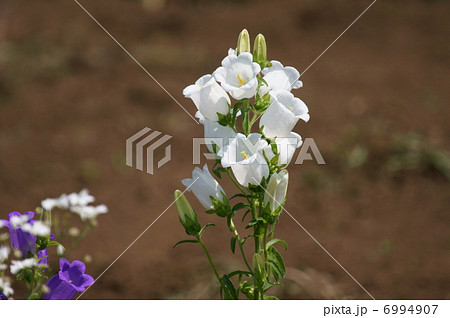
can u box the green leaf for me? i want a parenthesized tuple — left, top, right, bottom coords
(230, 236, 237, 254)
(268, 259, 282, 281)
(262, 279, 282, 292)
(230, 193, 248, 200)
(269, 246, 286, 276)
(240, 234, 254, 245)
(173, 239, 199, 248)
(232, 202, 250, 212)
(221, 274, 238, 300)
(241, 209, 251, 222)
(217, 112, 230, 126)
(198, 223, 215, 236)
(263, 295, 279, 300)
(212, 169, 222, 179)
(227, 270, 252, 278)
(266, 239, 288, 250)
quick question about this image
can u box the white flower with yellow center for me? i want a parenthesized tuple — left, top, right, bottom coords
(220, 133, 270, 187)
(183, 74, 230, 122)
(259, 60, 303, 96)
(213, 52, 261, 100)
(260, 90, 309, 138)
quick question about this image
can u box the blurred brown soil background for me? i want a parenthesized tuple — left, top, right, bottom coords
(0, 0, 449, 299)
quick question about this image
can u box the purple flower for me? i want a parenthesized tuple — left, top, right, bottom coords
(37, 249, 49, 266)
(3, 212, 36, 257)
(0, 290, 7, 300)
(44, 258, 94, 300)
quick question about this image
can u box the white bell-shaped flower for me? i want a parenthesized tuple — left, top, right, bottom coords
(264, 171, 289, 212)
(260, 90, 309, 138)
(213, 52, 261, 100)
(182, 164, 226, 210)
(259, 60, 303, 96)
(220, 133, 270, 187)
(274, 132, 303, 166)
(199, 116, 237, 154)
(183, 75, 230, 122)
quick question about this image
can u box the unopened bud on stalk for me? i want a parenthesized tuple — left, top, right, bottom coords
(236, 29, 251, 55)
(264, 171, 289, 213)
(174, 190, 201, 236)
(252, 253, 266, 288)
(253, 33, 267, 64)
(56, 244, 65, 256)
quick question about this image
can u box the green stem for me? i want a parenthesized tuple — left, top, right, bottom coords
(251, 199, 260, 254)
(250, 113, 259, 126)
(236, 234, 252, 273)
(198, 237, 221, 283)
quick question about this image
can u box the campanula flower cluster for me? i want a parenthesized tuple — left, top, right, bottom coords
(174, 30, 311, 299)
(0, 189, 107, 299)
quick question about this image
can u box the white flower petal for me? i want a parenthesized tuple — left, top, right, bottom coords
(213, 52, 261, 100)
(220, 133, 270, 186)
(259, 60, 302, 96)
(260, 90, 309, 138)
(10, 258, 38, 275)
(182, 164, 225, 210)
(21, 221, 50, 237)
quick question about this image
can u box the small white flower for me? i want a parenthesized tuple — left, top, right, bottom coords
(260, 90, 309, 138)
(0, 245, 10, 263)
(214, 52, 261, 100)
(182, 164, 226, 210)
(0, 220, 4, 229)
(21, 221, 51, 237)
(57, 193, 70, 209)
(41, 198, 59, 211)
(10, 258, 38, 275)
(264, 171, 289, 212)
(70, 204, 108, 221)
(220, 133, 270, 187)
(68, 189, 95, 207)
(0, 277, 14, 297)
(183, 74, 230, 122)
(259, 60, 303, 96)
(199, 116, 237, 153)
(10, 214, 31, 229)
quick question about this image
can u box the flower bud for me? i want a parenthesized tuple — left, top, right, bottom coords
(264, 171, 289, 213)
(253, 33, 267, 64)
(174, 190, 201, 236)
(252, 253, 266, 288)
(56, 244, 65, 256)
(236, 29, 251, 55)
